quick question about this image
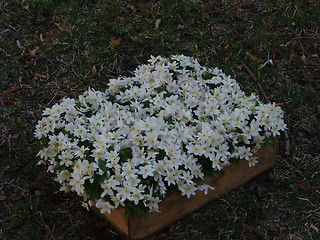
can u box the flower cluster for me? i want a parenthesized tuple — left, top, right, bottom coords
(35, 55, 286, 216)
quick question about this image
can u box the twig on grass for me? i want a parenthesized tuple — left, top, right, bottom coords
(298, 40, 307, 65)
(284, 129, 290, 156)
(241, 62, 270, 103)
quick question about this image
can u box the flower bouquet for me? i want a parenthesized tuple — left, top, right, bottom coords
(35, 55, 286, 239)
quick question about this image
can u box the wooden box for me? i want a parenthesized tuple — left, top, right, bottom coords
(91, 145, 275, 240)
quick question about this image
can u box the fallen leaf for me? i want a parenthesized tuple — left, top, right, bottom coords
(20, 48, 26, 56)
(313, 185, 320, 190)
(224, 43, 231, 50)
(289, 234, 302, 240)
(2, 99, 15, 107)
(44, 47, 53, 52)
(246, 51, 264, 63)
(3, 86, 18, 93)
(45, 32, 59, 44)
(225, 56, 231, 64)
(279, 226, 287, 232)
(294, 180, 308, 190)
(236, 64, 243, 70)
(251, 185, 262, 200)
(155, 19, 161, 29)
(99, 11, 111, 19)
(289, 53, 299, 64)
(34, 73, 48, 78)
(310, 224, 318, 233)
(34, 190, 41, 196)
(127, 3, 135, 11)
(40, 15, 46, 21)
(110, 37, 121, 46)
(24, 69, 30, 78)
(44, 224, 51, 238)
(276, 102, 290, 108)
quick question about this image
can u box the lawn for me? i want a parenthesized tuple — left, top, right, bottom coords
(0, 0, 319, 239)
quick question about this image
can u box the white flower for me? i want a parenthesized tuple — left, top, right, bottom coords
(139, 165, 155, 179)
(186, 143, 202, 155)
(75, 146, 89, 159)
(180, 183, 197, 198)
(211, 155, 223, 171)
(235, 146, 253, 161)
(111, 194, 125, 208)
(248, 157, 259, 167)
(128, 187, 144, 205)
(100, 180, 114, 198)
(146, 196, 161, 213)
(164, 170, 176, 186)
(182, 171, 194, 185)
(117, 183, 134, 202)
(122, 163, 139, 180)
(69, 172, 85, 195)
(197, 184, 215, 195)
(96, 199, 114, 214)
(51, 104, 64, 117)
(153, 161, 166, 176)
(58, 151, 73, 167)
(192, 165, 204, 179)
(56, 170, 71, 183)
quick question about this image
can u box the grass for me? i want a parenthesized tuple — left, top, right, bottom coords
(1, 0, 319, 239)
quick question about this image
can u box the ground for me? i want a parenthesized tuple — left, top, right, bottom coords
(0, 0, 319, 239)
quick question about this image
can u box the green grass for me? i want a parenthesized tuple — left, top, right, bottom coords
(1, 0, 319, 239)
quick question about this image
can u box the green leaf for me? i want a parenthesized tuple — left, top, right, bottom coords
(202, 71, 214, 80)
(156, 149, 166, 160)
(93, 173, 107, 184)
(98, 159, 107, 172)
(124, 202, 148, 219)
(264, 135, 276, 147)
(206, 170, 221, 178)
(119, 148, 133, 162)
(40, 137, 49, 147)
(84, 181, 103, 200)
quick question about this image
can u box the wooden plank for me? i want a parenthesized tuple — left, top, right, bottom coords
(97, 145, 275, 240)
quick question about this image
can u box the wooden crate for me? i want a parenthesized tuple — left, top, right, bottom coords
(91, 145, 276, 240)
